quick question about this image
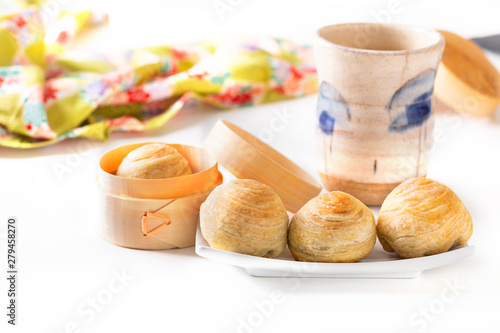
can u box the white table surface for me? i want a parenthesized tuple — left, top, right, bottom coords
(1, 0, 500, 332)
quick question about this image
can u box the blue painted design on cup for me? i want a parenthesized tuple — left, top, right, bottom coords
(319, 110, 335, 133)
(316, 81, 350, 135)
(387, 70, 436, 132)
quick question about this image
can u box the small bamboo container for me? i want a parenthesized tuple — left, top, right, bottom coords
(97, 143, 222, 250)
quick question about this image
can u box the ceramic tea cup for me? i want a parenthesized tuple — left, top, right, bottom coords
(314, 23, 444, 205)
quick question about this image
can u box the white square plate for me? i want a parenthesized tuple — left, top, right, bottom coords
(195, 223, 475, 278)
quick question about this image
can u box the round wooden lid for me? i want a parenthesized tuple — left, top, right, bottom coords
(435, 30, 500, 117)
(203, 119, 322, 213)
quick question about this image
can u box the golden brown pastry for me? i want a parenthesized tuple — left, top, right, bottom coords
(116, 143, 192, 179)
(200, 179, 289, 258)
(377, 177, 473, 259)
(288, 191, 376, 263)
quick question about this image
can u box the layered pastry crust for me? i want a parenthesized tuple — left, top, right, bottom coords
(200, 179, 289, 258)
(288, 191, 376, 263)
(116, 143, 192, 179)
(377, 177, 473, 258)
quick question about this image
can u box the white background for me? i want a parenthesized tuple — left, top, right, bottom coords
(1, 0, 500, 332)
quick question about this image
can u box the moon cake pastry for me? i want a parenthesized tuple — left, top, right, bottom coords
(200, 179, 289, 258)
(288, 191, 376, 263)
(377, 177, 473, 259)
(116, 143, 192, 179)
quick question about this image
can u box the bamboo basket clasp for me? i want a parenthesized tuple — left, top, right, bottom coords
(141, 212, 171, 237)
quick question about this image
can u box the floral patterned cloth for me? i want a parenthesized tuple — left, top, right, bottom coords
(0, 2, 318, 148)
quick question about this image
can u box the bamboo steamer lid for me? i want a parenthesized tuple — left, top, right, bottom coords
(203, 119, 322, 213)
(435, 30, 500, 117)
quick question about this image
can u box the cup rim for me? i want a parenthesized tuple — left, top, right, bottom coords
(315, 23, 444, 55)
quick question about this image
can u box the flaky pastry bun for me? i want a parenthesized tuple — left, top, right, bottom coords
(116, 143, 192, 179)
(288, 191, 376, 263)
(200, 179, 289, 258)
(377, 177, 473, 259)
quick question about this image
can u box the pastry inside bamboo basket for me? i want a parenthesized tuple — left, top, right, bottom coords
(97, 142, 222, 250)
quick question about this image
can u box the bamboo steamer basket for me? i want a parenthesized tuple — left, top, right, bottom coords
(97, 143, 222, 250)
(435, 30, 500, 117)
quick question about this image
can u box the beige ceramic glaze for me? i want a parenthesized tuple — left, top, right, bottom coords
(314, 23, 444, 205)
